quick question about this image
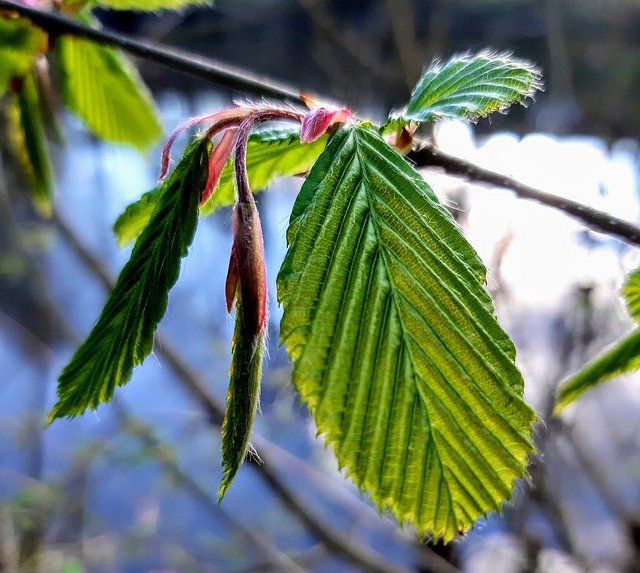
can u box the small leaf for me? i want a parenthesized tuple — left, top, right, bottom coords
(56, 34, 161, 151)
(62, 0, 207, 11)
(0, 17, 45, 96)
(555, 329, 640, 413)
(391, 51, 542, 125)
(49, 137, 208, 421)
(278, 125, 534, 541)
(7, 69, 53, 215)
(623, 266, 640, 322)
(114, 126, 327, 245)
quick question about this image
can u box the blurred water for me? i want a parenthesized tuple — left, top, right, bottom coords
(1, 93, 640, 571)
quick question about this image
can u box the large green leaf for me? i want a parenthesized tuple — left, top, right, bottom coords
(8, 69, 53, 215)
(555, 266, 640, 412)
(391, 51, 541, 125)
(277, 125, 534, 541)
(114, 126, 327, 245)
(0, 17, 44, 96)
(49, 137, 208, 421)
(56, 35, 161, 151)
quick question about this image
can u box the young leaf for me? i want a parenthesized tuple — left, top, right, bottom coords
(391, 51, 541, 125)
(0, 17, 45, 96)
(114, 126, 327, 246)
(56, 35, 161, 151)
(555, 266, 640, 412)
(62, 0, 206, 11)
(277, 125, 534, 541)
(48, 137, 208, 421)
(8, 70, 53, 215)
(555, 329, 640, 413)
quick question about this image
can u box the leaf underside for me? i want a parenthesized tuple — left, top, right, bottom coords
(49, 138, 208, 421)
(393, 51, 542, 125)
(278, 125, 534, 541)
(556, 265, 640, 412)
(57, 35, 161, 151)
(113, 126, 327, 245)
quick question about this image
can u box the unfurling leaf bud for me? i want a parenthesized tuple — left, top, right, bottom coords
(300, 107, 353, 144)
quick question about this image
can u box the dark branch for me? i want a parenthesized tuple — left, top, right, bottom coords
(409, 142, 640, 247)
(0, 0, 304, 102)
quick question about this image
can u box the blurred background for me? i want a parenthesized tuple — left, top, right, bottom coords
(3, 0, 640, 571)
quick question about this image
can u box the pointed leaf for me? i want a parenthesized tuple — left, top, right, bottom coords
(555, 329, 640, 413)
(277, 125, 534, 541)
(114, 126, 327, 245)
(391, 51, 542, 125)
(57, 35, 161, 151)
(49, 138, 208, 421)
(8, 70, 53, 215)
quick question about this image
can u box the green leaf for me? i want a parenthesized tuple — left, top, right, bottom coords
(62, 0, 207, 11)
(391, 51, 542, 125)
(0, 17, 44, 97)
(49, 137, 208, 421)
(219, 298, 265, 501)
(8, 70, 53, 215)
(623, 266, 640, 322)
(56, 35, 161, 151)
(277, 125, 534, 541)
(555, 329, 640, 413)
(114, 126, 327, 245)
(555, 266, 640, 412)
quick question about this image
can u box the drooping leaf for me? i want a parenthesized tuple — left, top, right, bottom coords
(114, 126, 327, 245)
(219, 296, 265, 501)
(0, 17, 45, 96)
(277, 125, 534, 541)
(56, 34, 161, 151)
(49, 137, 208, 422)
(390, 51, 542, 125)
(7, 69, 53, 215)
(555, 329, 640, 413)
(623, 266, 640, 322)
(555, 266, 640, 412)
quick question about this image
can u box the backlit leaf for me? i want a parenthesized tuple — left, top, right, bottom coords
(277, 125, 534, 541)
(49, 137, 208, 421)
(391, 51, 541, 125)
(57, 35, 161, 151)
(623, 266, 640, 322)
(114, 126, 327, 245)
(0, 17, 45, 96)
(62, 0, 207, 11)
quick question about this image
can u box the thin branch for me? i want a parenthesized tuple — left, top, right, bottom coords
(408, 142, 640, 247)
(0, 0, 305, 103)
(50, 209, 444, 573)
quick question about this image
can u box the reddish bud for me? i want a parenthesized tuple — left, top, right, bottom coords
(200, 128, 237, 206)
(225, 201, 267, 343)
(300, 107, 353, 144)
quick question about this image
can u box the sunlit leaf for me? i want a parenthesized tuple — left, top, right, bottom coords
(556, 266, 640, 412)
(0, 17, 45, 96)
(391, 51, 541, 125)
(49, 137, 208, 421)
(7, 69, 53, 215)
(62, 0, 207, 10)
(57, 35, 161, 151)
(114, 126, 327, 245)
(277, 125, 534, 541)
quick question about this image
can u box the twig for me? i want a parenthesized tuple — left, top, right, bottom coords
(6, 1, 640, 247)
(0, 0, 305, 103)
(50, 209, 440, 573)
(408, 142, 640, 247)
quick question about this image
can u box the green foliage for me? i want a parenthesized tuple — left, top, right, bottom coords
(114, 126, 327, 245)
(8, 70, 53, 215)
(556, 266, 640, 412)
(48, 138, 208, 421)
(390, 51, 541, 125)
(56, 35, 161, 151)
(0, 17, 44, 96)
(219, 297, 265, 501)
(62, 0, 207, 11)
(277, 125, 534, 541)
